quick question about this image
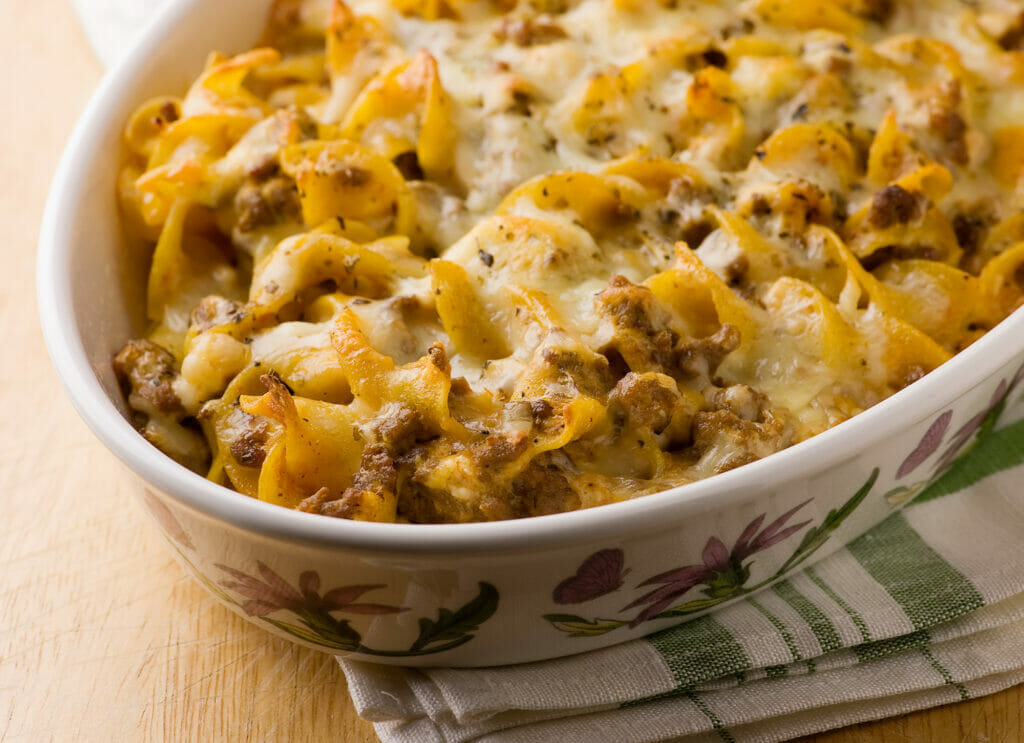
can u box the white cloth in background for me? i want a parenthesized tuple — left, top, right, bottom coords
(70, 0, 170, 68)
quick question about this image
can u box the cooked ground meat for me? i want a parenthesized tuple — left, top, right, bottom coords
(113, 340, 184, 416)
(540, 346, 616, 398)
(867, 185, 921, 229)
(530, 399, 554, 424)
(397, 480, 476, 523)
(712, 383, 766, 422)
(598, 275, 667, 333)
(372, 403, 435, 453)
(997, 12, 1024, 51)
(510, 460, 580, 516)
(189, 295, 245, 333)
(473, 431, 530, 466)
(675, 324, 740, 379)
(299, 443, 398, 518)
(929, 107, 967, 164)
(692, 408, 794, 474)
(229, 420, 270, 467)
(493, 15, 567, 46)
(235, 175, 302, 232)
(608, 372, 680, 433)
(860, 243, 942, 271)
(596, 275, 678, 373)
(952, 212, 988, 257)
(392, 150, 425, 180)
(847, 0, 893, 23)
(426, 341, 450, 374)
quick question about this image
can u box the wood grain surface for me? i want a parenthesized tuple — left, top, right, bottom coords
(1, 1, 1021, 741)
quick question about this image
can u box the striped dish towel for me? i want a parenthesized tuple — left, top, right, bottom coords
(340, 415, 1024, 742)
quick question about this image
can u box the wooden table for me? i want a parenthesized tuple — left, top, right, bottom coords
(1, 1, 1021, 740)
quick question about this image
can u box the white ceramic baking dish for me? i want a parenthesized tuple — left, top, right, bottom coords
(38, 0, 1024, 666)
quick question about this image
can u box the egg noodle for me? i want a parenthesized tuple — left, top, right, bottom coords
(115, 0, 1024, 522)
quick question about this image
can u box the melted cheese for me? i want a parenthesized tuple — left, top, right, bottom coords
(114, 0, 1024, 522)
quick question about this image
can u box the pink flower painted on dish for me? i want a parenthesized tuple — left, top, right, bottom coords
(216, 561, 405, 618)
(214, 562, 499, 655)
(900, 360, 1024, 480)
(621, 500, 812, 626)
(545, 471, 878, 638)
(896, 411, 952, 480)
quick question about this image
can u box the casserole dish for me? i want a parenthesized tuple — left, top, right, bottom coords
(38, 0, 1024, 666)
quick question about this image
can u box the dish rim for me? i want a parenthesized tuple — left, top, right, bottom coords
(37, 0, 1024, 556)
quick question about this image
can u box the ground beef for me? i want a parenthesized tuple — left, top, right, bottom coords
(189, 295, 245, 333)
(596, 275, 678, 373)
(235, 175, 302, 232)
(396, 481, 477, 524)
(997, 12, 1024, 51)
(540, 346, 616, 398)
(372, 403, 435, 454)
(113, 340, 184, 416)
(712, 383, 766, 422)
(952, 212, 988, 257)
(426, 342, 450, 374)
(675, 324, 740, 379)
(929, 107, 967, 164)
(867, 185, 921, 230)
(473, 431, 530, 467)
(228, 420, 269, 467)
(510, 461, 580, 516)
(692, 409, 794, 474)
(860, 244, 941, 271)
(392, 150, 425, 180)
(299, 443, 398, 518)
(608, 372, 680, 433)
(847, 0, 893, 23)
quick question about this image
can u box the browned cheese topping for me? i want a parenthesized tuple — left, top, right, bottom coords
(115, 0, 1024, 521)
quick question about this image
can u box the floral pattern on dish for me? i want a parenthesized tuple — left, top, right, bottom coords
(544, 469, 877, 637)
(545, 361, 1024, 639)
(135, 362, 1024, 654)
(209, 562, 499, 656)
(885, 360, 1024, 506)
(137, 495, 500, 656)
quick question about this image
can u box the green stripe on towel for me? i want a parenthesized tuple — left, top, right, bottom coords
(772, 579, 843, 654)
(853, 630, 970, 701)
(647, 615, 752, 688)
(805, 565, 872, 644)
(847, 513, 983, 629)
(685, 690, 736, 743)
(853, 628, 930, 663)
(915, 418, 1024, 503)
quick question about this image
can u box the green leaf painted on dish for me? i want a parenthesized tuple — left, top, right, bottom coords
(543, 614, 627, 637)
(408, 581, 499, 652)
(264, 616, 360, 651)
(775, 467, 878, 576)
(656, 596, 731, 618)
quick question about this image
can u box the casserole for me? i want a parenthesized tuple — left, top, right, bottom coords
(38, 0, 1024, 665)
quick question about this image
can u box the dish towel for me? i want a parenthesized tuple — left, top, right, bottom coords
(70, 4, 1024, 741)
(340, 410, 1024, 743)
(340, 412, 1024, 742)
